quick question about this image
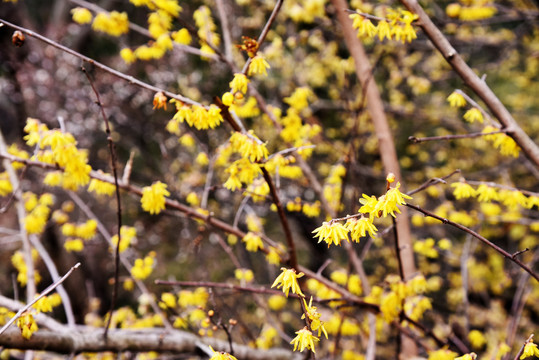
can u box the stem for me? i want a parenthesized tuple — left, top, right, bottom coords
(0, 263, 80, 337)
(261, 167, 298, 270)
(81, 68, 123, 340)
(406, 203, 539, 282)
(0, 18, 201, 107)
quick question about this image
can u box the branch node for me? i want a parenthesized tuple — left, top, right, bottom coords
(512, 248, 529, 259)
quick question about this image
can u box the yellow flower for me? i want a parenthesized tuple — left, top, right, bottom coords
(463, 107, 483, 123)
(476, 184, 499, 202)
(447, 91, 467, 107)
(141, 181, 170, 215)
(290, 327, 319, 353)
(229, 130, 269, 162)
(131, 252, 156, 280)
(88, 174, 116, 196)
(521, 340, 539, 359)
(64, 238, 84, 252)
(92, 11, 129, 37)
(451, 182, 477, 200)
(208, 346, 238, 360)
(235, 268, 254, 283)
(229, 73, 249, 94)
(161, 292, 176, 308)
(302, 297, 328, 338)
(350, 14, 377, 38)
(455, 353, 477, 360)
(358, 194, 378, 215)
(71, 7, 93, 24)
(248, 55, 270, 76)
(120, 48, 136, 64)
(153, 92, 167, 110)
(171, 28, 192, 45)
(468, 330, 486, 349)
(428, 348, 458, 360)
(0, 172, 13, 196)
(345, 216, 377, 241)
(268, 295, 287, 311)
(16, 312, 38, 339)
(222, 92, 234, 106)
(374, 182, 412, 218)
(284, 87, 313, 111)
(111, 226, 137, 252)
(242, 232, 264, 252)
(377, 20, 392, 41)
(271, 267, 304, 297)
(312, 221, 349, 247)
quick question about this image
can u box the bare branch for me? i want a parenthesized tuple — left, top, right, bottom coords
(405, 203, 539, 282)
(0, 263, 80, 337)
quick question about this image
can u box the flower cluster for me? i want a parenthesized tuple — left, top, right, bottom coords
(25, 118, 92, 190)
(131, 251, 156, 280)
(229, 130, 269, 162)
(91, 11, 129, 37)
(24, 192, 54, 235)
(313, 176, 411, 247)
(168, 102, 223, 131)
(61, 219, 98, 252)
(141, 181, 170, 215)
(193, 5, 220, 56)
(483, 125, 520, 158)
(350, 9, 418, 43)
(446, 2, 497, 21)
(11, 249, 41, 286)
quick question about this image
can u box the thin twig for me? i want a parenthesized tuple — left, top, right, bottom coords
(408, 130, 506, 143)
(406, 169, 461, 196)
(0, 18, 201, 106)
(406, 203, 539, 282)
(513, 334, 534, 360)
(0, 263, 80, 337)
(240, 0, 284, 75)
(0, 130, 36, 302)
(261, 167, 298, 271)
(81, 67, 123, 339)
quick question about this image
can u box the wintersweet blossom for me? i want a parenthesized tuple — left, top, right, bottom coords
(521, 340, 539, 359)
(242, 232, 264, 252)
(230, 73, 249, 94)
(17, 312, 38, 339)
(208, 346, 237, 360)
(455, 353, 477, 360)
(447, 91, 467, 107)
(451, 182, 476, 200)
(141, 181, 170, 214)
(312, 221, 349, 247)
(71, 7, 93, 24)
(290, 327, 319, 353)
(345, 216, 377, 241)
(271, 267, 304, 297)
(248, 55, 270, 76)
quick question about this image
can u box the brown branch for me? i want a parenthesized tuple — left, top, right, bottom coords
(81, 67, 123, 340)
(408, 130, 506, 143)
(0, 263, 80, 337)
(405, 203, 539, 282)
(397, 0, 539, 169)
(406, 169, 461, 196)
(261, 167, 298, 270)
(0, 18, 201, 106)
(0, 327, 300, 360)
